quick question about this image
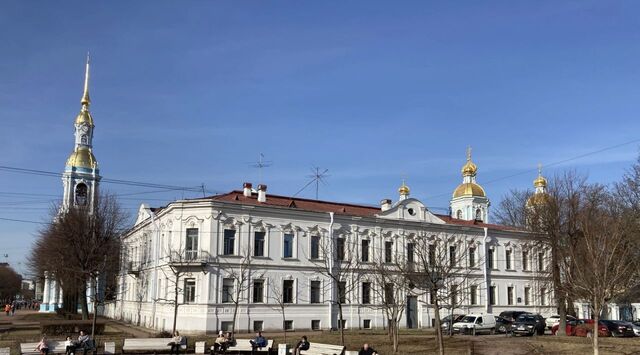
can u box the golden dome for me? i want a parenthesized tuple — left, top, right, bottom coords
(533, 175, 547, 188)
(66, 147, 98, 170)
(75, 110, 94, 126)
(461, 146, 478, 176)
(398, 181, 410, 195)
(452, 182, 486, 198)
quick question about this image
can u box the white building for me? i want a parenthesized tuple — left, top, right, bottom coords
(105, 155, 560, 333)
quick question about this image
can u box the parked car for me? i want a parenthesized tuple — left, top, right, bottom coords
(494, 316, 513, 333)
(574, 319, 609, 337)
(551, 319, 579, 336)
(499, 310, 531, 322)
(511, 314, 546, 336)
(601, 320, 635, 337)
(452, 314, 497, 335)
(545, 314, 577, 329)
(621, 321, 640, 337)
(440, 314, 466, 332)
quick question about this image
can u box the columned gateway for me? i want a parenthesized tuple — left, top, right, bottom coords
(40, 56, 101, 313)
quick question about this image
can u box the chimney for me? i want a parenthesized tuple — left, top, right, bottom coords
(380, 199, 392, 212)
(243, 182, 253, 197)
(257, 184, 267, 203)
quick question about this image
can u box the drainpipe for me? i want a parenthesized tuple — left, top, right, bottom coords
(483, 227, 490, 313)
(328, 212, 335, 329)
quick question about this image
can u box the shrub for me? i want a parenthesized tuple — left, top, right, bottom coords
(40, 320, 105, 335)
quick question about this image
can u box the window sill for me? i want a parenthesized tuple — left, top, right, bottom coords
(219, 254, 242, 258)
(252, 256, 270, 260)
(505, 269, 517, 272)
(281, 258, 299, 261)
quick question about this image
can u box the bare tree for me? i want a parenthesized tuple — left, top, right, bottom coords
(308, 227, 360, 346)
(218, 244, 264, 335)
(267, 278, 289, 343)
(401, 232, 481, 355)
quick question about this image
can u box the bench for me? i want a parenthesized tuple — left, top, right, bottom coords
(104, 342, 115, 355)
(122, 338, 187, 354)
(223, 339, 273, 353)
(20, 341, 96, 355)
(1, 347, 10, 355)
(295, 343, 345, 355)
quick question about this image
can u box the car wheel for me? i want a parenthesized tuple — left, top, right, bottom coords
(498, 325, 506, 333)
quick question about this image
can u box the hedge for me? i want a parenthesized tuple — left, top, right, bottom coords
(40, 320, 105, 335)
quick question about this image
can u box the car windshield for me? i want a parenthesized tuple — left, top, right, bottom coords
(460, 316, 476, 323)
(516, 315, 536, 322)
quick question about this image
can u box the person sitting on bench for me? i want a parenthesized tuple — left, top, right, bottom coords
(249, 332, 267, 354)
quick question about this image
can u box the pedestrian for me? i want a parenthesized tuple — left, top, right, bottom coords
(358, 343, 377, 355)
(249, 332, 267, 355)
(167, 331, 183, 355)
(35, 336, 50, 355)
(4, 303, 9, 316)
(292, 335, 310, 355)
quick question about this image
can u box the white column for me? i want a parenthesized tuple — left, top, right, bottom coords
(50, 279, 58, 310)
(40, 272, 50, 312)
(58, 286, 64, 308)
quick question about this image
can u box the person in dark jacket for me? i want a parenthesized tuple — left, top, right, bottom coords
(358, 343, 378, 355)
(249, 332, 267, 354)
(293, 336, 310, 355)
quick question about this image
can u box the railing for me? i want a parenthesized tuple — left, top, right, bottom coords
(168, 250, 212, 266)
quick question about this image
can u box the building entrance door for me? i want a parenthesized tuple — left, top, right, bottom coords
(406, 296, 418, 328)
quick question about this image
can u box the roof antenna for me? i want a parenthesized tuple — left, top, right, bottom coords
(294, 166, 329, 199)
(249, 153, 273, 184)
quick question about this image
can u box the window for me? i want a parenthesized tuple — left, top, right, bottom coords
(522, 250, 529, 271)
(430, 289, 437, 305)
(338, 320, 347, 329)
(540, 288, 547, 306)
(361, 282, 371, 304)
(487, 248, 494, 269)
(470, 285, 477, 305)
(524, 287, 530, 305)
(311, 320, 321, 330)
(505, 249, 512, 270)
(254, 232, 265, 257)
(456, 210, 462, 219)
(450, 284, 458, 305)
(222, 278, 233, 303)
(338, 281, 346, 304)
(252, 280, 264, 303)
(363, 319, 371, 329)
(253, 321, 263, 332)
(283, 233, 294, 258)
(284, 320, 294, 331)
(310, 236, 320, 259)
(384, 283, 394, 305)
(75, 183, 88, 206)
(469, 247, 476, 268)
(223, 229, 235, 255)
(384, 241, 393, 263)
(220, 321, 233, 332)
(449, 246, 457, 267)
(489, 286, 496, 305)
(538, 252, 545, 271)
(361, 239, 370, 262)
(310, 281, 321, 304)
(407, 243, 415, 263)
(475, 208, 482, 221)
(336, 238, 345, 261)
(507, 286, 514, 305)
(283, 280, 294, 303)
(186, 228, 198, 260)
(185, 279, 196, 303)
(429, 244, 436, 265)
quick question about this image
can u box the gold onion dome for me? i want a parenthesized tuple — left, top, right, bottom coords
(533, 164, 547, 188)
(398, 181, 410, 195)
(461, 160, 478, 176)
(452, 183, 486, 198)
(66, 147, 98, 169)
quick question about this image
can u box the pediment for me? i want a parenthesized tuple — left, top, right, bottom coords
(376, 198, 445, 224)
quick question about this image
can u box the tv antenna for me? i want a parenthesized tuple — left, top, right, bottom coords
(249, 153, 273, 184)
(293, 166, 329, 199)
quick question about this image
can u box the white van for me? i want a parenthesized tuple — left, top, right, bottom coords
(452, 314, 496, 335)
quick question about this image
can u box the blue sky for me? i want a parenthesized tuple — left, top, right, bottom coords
(1, 1, 640, 275)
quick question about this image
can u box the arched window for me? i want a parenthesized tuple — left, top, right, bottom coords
(81, 135, 88, 144)
(75, 183, 88, 206)
(456, 210, 462, 219)
(475, 208, 482, 221)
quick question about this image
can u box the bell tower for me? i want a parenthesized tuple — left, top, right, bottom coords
(61, 54, 100, 213)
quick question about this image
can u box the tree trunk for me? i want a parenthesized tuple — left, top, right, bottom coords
(392, 320, 400, 353)
(592, 302, 600, 355)
(433, 300, 445, 355)
(231, 301, 240, 335)
(281, 307, 287, 343)
(80, 281, 89, 320)
(91, 278, 98, 339)
(172, 281, 180, 334)
(551, 237, 566, 336)
(337, 302, 345, 346)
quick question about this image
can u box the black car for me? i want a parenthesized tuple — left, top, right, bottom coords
(440, 314, 465, 332)
(499, 311, 531, 322)
(601, 320, 635, 337)
(511, 314, 545, 336)
(494, 316, 513, 333)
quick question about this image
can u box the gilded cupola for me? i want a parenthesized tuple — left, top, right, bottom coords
(452, 147, 486, 198)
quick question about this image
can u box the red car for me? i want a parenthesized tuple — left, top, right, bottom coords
(574, 319, 609, 337)
(551, 320, 578, 336)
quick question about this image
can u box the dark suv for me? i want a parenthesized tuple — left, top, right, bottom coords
(511, 314, 545, 336)
(601, 320, 635, 337)
(499, 311, 531, 322)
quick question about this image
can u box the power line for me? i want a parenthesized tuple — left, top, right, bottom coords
(0, 217, 49, 225)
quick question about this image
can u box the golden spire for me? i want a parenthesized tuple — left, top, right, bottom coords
(80, 52, 91, 108)
(461, 146, 478, 176)
(398, 178, 410, 196)
(533, 163, 547, 188)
